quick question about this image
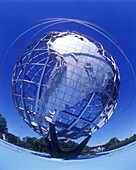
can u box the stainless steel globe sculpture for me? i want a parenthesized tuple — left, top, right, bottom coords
(11, 31, 120, 141)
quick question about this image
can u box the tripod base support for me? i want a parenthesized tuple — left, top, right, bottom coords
(45, 123, 91, 159)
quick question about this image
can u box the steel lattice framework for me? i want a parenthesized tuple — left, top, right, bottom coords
(11, 31, 120, 140)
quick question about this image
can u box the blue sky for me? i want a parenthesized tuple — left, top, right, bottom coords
(0, 0, 136, 147)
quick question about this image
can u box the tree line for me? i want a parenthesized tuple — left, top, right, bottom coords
(104, 135, 136, 151)
(0, 113, 93, 155)
(0, 113, 136, 155)
(6, 134, 94, 155)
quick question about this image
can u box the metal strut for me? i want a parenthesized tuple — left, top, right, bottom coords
(45, 123, 91, 159)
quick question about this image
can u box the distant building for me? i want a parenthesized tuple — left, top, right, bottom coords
(90, 144, 105, 153)
(0, 133, 6, 141)
(2, 134, 6, 141)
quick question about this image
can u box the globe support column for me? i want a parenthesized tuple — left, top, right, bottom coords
(45, 123, 91, 159)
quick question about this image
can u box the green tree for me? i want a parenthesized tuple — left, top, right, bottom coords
(107, 144, 116, 151)
(125, 137, 134, 145)
(7, 133, 19, 145)
(0, 113, 8, 135)
(31, 137, 39, 151)
(133, 134, 136, 141)
(104, 137, 120, 151)
(81, 145, 94, 155)
(116, 140, 125, 148)
(39, 137, 48, 153)
(22, 136, 33, 150)
(59, 140, 78, 152)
